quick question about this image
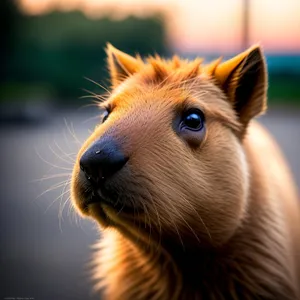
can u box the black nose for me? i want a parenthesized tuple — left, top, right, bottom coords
(79, 138, 128, 183)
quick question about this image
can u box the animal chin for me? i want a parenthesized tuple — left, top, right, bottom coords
(100, 204, 159, 248)
(84, 192, 138, 225)
(85, 193, 156, 245)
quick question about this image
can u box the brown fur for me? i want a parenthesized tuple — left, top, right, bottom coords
(71, 44, 300, 299)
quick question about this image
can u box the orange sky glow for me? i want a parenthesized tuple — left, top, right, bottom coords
(18, 0, 300, 53)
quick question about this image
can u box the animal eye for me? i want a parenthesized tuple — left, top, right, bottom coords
(102, 109, 110, 123)
(181, 109, 204, 131)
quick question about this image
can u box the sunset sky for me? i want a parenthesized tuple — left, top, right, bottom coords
(18, 0, 300, 53)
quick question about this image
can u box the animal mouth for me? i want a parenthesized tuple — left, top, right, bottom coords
(85, 193, 102, 206)
(84, 191, 138, 215)
(81, 187, 155, 245)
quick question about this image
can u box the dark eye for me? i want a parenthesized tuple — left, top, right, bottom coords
(181, 109, 204, 131)
(102, 109, 110, 123)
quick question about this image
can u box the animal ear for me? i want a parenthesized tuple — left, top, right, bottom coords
(106, 43, 143, 88)
(213, 45, 267, 132)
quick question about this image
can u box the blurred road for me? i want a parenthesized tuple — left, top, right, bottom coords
(0, 107, 299, 300)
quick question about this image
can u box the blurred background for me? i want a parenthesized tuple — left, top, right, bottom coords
(0, 0, 299, 299)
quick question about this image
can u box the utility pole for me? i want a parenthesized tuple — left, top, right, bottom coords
(242, 0, 250, 50)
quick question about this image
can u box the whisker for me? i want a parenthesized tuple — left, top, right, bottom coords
(64, 119, 81, 145)
(59, 196, 71, 233)
(67, 200, 74, 217)
(81, 88, 99, 97)
(53, 140, 76, 163)
(77, 101, 103, 111)
(79, 95, 106, 102)
(68, 203, 85, 232)
(82, 115, 101, 124)
(67, 199, 81, 228)
(59, 195, 71, 219)
(48, 144, 75, 166)
(79, 95, 98, 100)
(84, 77, 111, 95)
(35, 148, 73, 171)
(35, 180, 71, 201)
(32, 173, 70, 183)
(58, 177, 72, 232)
(44, 188, 70, 213)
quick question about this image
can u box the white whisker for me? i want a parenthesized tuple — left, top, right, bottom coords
(48, 143, 75, 165)
(32, 173, 70, 183)
(84, 77, 111, 95)
(35, 180, 71, 201)
(35, 148, 73, 171)
(64, 119, 81, 145)
(44, 188, 70, 213)
(53, 140, 76, 163)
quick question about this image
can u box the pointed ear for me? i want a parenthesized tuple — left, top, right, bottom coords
(106, 44, 143, 88)
(214, 45, 268, 132)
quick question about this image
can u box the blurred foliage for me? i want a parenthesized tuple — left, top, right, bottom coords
(269, 75, 300, 103)
(1, 0, 299, 105)
(1, 1, 168, 103)
(267, 55, 300, 104)
(0, 0, 20, 79)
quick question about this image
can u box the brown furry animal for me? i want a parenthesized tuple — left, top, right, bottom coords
(71, 44, 300, 299)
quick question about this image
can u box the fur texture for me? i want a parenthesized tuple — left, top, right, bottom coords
(71, 44, 300, 299)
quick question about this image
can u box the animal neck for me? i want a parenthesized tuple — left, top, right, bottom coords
(106, 233, 235, 299)
(98, 187, 297, 299)
(99, 230, 223, 298)
(159, 237, 230, 298)
(97, 230, 182, 299)
(103, 209, 296, 300)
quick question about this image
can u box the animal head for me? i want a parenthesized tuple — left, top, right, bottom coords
(71, 44, 267, 249)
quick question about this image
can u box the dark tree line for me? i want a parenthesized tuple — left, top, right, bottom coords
(1, 2, 169, 102)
